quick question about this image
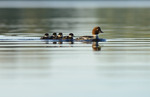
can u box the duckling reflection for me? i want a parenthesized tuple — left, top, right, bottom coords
(92, 42, 101, 51)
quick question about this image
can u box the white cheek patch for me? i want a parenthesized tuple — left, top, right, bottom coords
(69, 35, 72, 37)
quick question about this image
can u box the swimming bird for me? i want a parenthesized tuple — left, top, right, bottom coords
(57, 33, 63, 39)
(76, 26, 104, 41)
(63, 33, 74, 40)
(49, 32, 57, 39)
(40, 33, 50, 39)
(57, 33, 63, 44)
(62, 33, 74, 44)
(48, 32, 57, 44)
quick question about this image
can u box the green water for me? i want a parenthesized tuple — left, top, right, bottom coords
(0, 8, 150, 38)
(0, 8, 150, 97)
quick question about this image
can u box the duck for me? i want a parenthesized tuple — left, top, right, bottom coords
(49, 32, 57, 39)
(57, 33, 63, 44)
(76, 26, 104, 41)
(62, 33, 74, 44)
(63, 33, 74, 40)
(68, 33, 74, 39)
(57, 33, 63, 39)
(40, 33, 50, 39)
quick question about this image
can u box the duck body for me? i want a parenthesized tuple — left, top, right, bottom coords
(63, 36, 73, 40)
(40, 36, 49, 39)
(63, 33, 74, 40)
(57, 33, 63, 39)
(50, 33, 57, 39)
(76, 26, 103, 41)
(77, 36, 93, 40)
(40, 33, 50, 39)
(62, 33, 74, 44)
(77, 36, 102, 42)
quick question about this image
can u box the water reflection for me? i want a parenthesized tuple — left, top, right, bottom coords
(0, 8, 150, 97)
(43, 39, 101, 51)
(92, 42, 101, 51)
(43, 39, 74, 44)
(0, 8, 150, 38)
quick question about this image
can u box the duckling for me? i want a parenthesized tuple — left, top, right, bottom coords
(77, 26, 104, 40)
(63, 33, 74, 40)
(50, 32, 57, 39)
(40, 33, 50, 39)
(49, 32, 57, 44)
(63, 33, 74, 44)
(68, 33, 74, 39)
(57, 33, 63, 39)
(57, 33, 63, 44)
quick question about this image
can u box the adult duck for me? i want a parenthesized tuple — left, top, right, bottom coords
(76, 26, 104, 41)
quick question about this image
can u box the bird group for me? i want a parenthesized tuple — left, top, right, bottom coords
(40, 33, 74, 40)
(40, 26, 104, 41)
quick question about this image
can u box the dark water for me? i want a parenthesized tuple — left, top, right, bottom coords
(0, 8, 150, 97)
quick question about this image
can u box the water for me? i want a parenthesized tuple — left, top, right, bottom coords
(1, 1, 150, 8)
(0, 6, 150, 97)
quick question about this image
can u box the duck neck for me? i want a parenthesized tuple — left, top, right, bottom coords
(93, 34, 99, 39)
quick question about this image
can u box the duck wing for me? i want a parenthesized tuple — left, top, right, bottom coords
(77, 36, 93, 40)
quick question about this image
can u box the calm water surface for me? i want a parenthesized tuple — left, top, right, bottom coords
(0, 8, 150, 97)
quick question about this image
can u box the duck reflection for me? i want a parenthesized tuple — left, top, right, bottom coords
(92, 42, 101, 51)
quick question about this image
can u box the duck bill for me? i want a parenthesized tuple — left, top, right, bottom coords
(100, 31, 104, 33)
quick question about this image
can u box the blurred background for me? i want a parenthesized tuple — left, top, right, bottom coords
(0, 0, 150, 97)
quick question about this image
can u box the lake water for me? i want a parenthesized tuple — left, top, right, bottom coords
(0, 3, 150, 97)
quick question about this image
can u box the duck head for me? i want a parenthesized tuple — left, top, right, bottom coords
(44, 33, 49, 37)
(53, 32, 57, 37)
(58, 33, 63, 38)
(92, 26, 104, 35)
(69, 33, 74, 38)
